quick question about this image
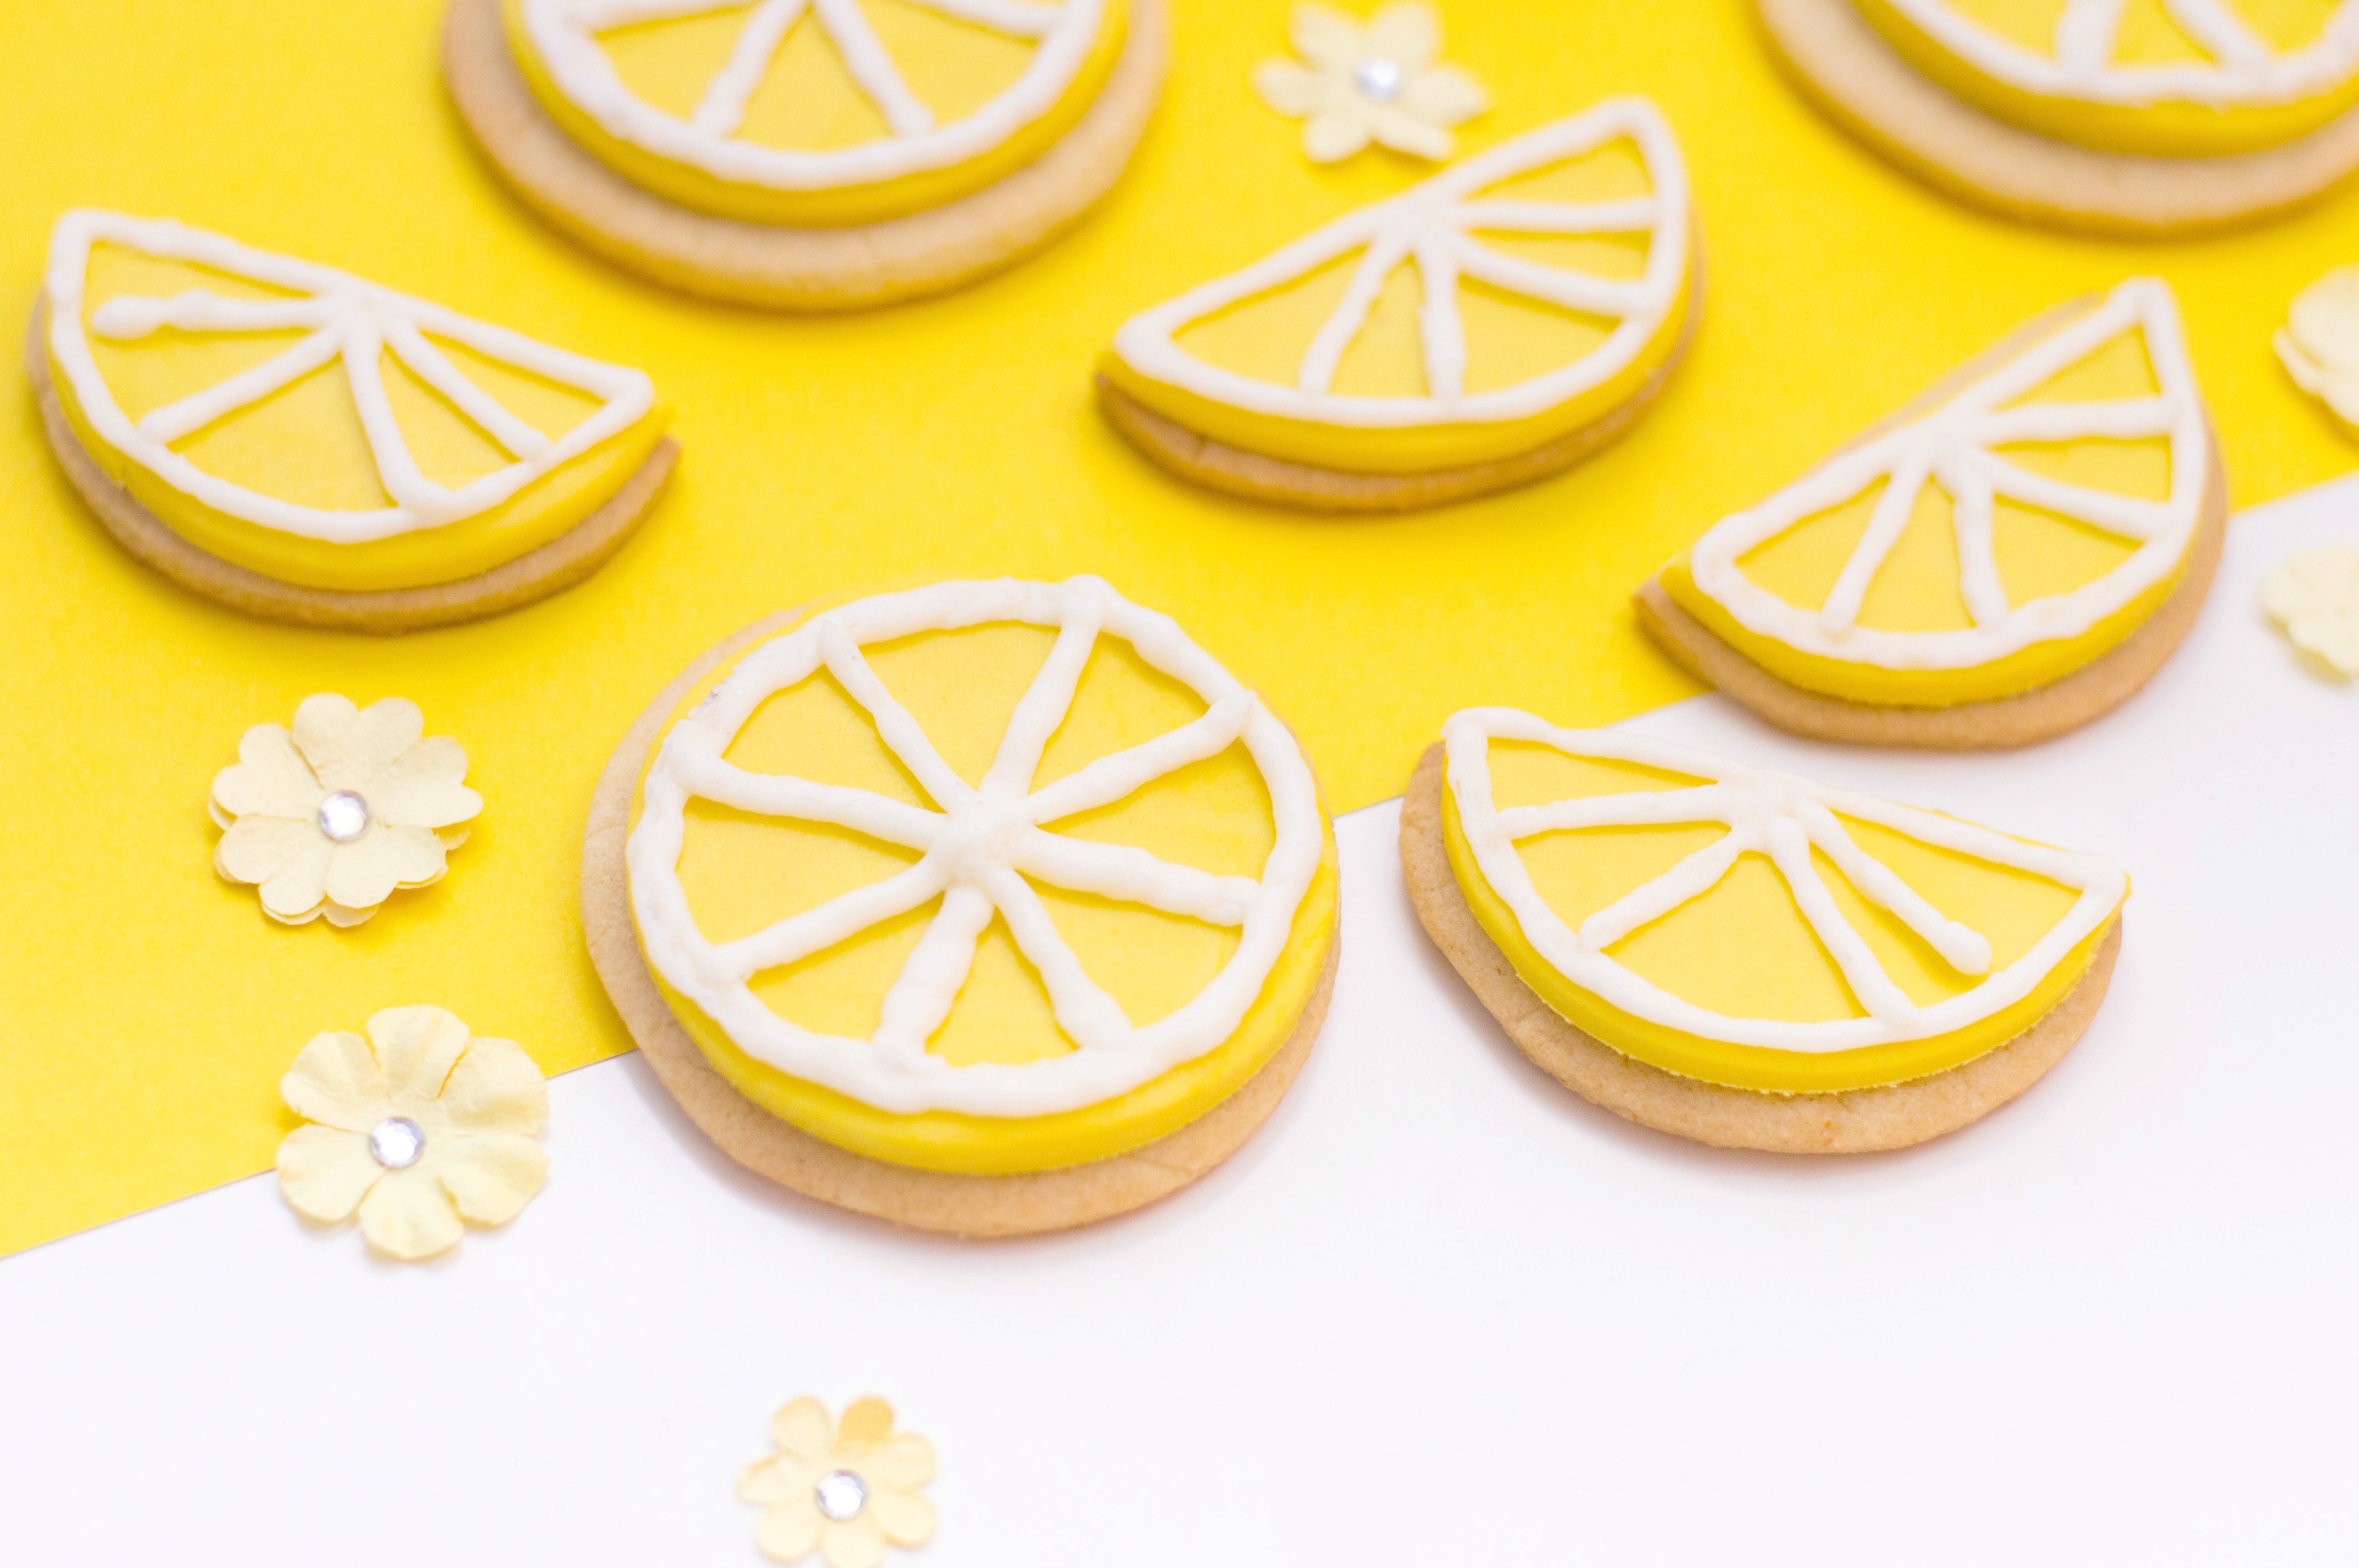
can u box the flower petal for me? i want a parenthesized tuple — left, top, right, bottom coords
(1289, 2, 1362, 69)
(276, 1123, 383, 1222)
(282, 1029, 388, 1129)
(1252, 59, 1331, 117)
(1401, 62, 1488, 126)
(755, 1494, 823, 1562)
(1303, 106, 1374, 162)
(366, 736, 482, 830)
(439, 1036, 549, 1134)
(870, 1487, 935, 1547)
(295, 694, 423, 793)
(740, 1452, 821, 1505)
(863, 1432, 934, 1490)
(367, 1005, 471, 1104)
(773, 1397, 836, 1462)
(821, 1513, 886, 1568)
(2289, 267, 2359, 371)
(254, 835, 334, 922)
(322, 826, 447, 911)
(212, 725, 323, 820)
(216, 815, 323, 888)
(436, 1131, 549, 1226)
(322, 901, 380, 928)
(356, 1166, 464, 1260)
(1372, 104, 1454, 159)
(1366, 1, 1440, 68)
(838, 1397, 894, 1446)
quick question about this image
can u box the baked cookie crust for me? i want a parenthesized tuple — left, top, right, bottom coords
(27, 301, 676, 634)
(1401, 742, 2117, 1153)
(582, 610, 1340, 1238)
(1758, 0, 2359, 234)
(444, 0, 1168, 309)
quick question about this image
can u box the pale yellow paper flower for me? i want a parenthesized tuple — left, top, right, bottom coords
(210, 693, 481, 926)
(1252, 1, 1488, 163)
(2262, 541, 2359, 677)
(276, 1006, 549, 1261)
(2276, 267, 2359, 432)
(740, 1397, 937, 1568)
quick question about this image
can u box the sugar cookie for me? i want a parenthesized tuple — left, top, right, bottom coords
(32, 210, 675, 633)
(1640, 278, 2225, 749)
(583, 578, 1340, 1236)
(1097, 97, 1700, 512)
(445, 0, 1167, 308)
(1403, 716, 2125, 1153)
(1760, 0, 2359, 233)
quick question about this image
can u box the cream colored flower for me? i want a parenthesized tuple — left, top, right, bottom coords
(2262, 540, 2359, 677)
(2277, 267, 2359, 432)
(740, 1397, 936, 1568)
(1252, 1, 1488, 163)
(276, 1006, 549, 1261)
(210, 693, 481, 926)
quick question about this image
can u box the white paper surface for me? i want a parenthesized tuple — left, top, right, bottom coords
(4, 482, 2356, 1567)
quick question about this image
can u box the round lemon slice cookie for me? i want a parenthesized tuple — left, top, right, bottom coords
(1761, 0, 2359, 231)
(31, 210, 675, 632)
(1403, 710, 2128, 1153)
(445, 0, 1166, 307)
(1096, 97, 1700, 512)
(1639, 278, 2226, 748)
(583, 576, 1340, 1236)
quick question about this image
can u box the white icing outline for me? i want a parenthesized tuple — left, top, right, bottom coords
(1685, 277, 2206, 672)
(1110, 97, 1690, 430)
(1443, 709, 2126, 1054)
(1879, 0, 2359, 109)
(520, 0, 1105, 191)
(628, 577, 1325, 1118)
(45, 210, 656, 546)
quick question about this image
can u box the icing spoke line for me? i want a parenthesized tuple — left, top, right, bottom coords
(1452, 197, 1660, 235)
(2052, 0, 2128, 69)
(1762, 818, 1915, 1024)
(819, 623, 980, 809)
(691, 0, 809, 137)
(129, 328, 343, 444)
(381, 320, 554, 461)
(983, 867, 1134, 1049)
(982, 605, 1102, 800)
(1450, 238, 1648, 319)
(716, 859, 950, 979)
(814, 0, 936, 137)
(1496, 783, 1739, 838)
(2161, 0, 2270, 67)
(1576, 824, 1756, 951)
(1298, 234, 1412, 396)
(1972, 451, 2174, 540)
(1938, 458, 2010, 627)
(1818, 455, 1934, 634)
(872, 882, 995, 1051)
(1797, 802, 1991, 975)
(1972, 395, 2177, 444)
(1022, 691, 1255, 824)
(669, 748, 945, 848)
(1414, 235, 1467, 401)
(906, 0, 1063, 36)
(1012, 829, 1259, 926)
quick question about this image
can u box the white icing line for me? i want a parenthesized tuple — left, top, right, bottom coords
(1441, 708, 2127, 1054)
(521, 0, 1103, 190)
(626, 578, 1325, 1118)
(45, 210, 655, 546)
(1110, 98, 1692, 432)
(1685, 277, 2209, 671)
(1887, 0, 2359, 109)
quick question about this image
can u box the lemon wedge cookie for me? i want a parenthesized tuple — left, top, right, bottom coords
(32, 211, 674, 632)
(1639, 278, 2225, 748)
(1403, 711, 2127, 1152)
(1097, 98, 1698, 512)
(1762, 0, 2359, 231)
(583, 577, 1339, 1236)
(445, 0, 1166, 307)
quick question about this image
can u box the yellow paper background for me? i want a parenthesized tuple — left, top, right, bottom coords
(2, 0, 2351, 1254)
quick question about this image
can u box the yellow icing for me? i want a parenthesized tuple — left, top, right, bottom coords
(1856, 0, 2359, 154)
(504, 0, 1129, 227)
(52, 243, 669, 592)
(631, 610, 1340, 1175)
(1095, 137, 1692, 474)
(1658, 319, 2195, 706)
(1443, 740, 2117, 1094)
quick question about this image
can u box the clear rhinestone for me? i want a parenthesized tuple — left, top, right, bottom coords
(813, 1470, 867, 1522)
(368, 1117, 425, 1169)
(317, 790, 372, 843)
(1353, 55, 1403, 102)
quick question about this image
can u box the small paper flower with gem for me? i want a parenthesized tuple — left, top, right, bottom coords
(1252, 1, 1488, 163)
(276, 1005, 549, 1261)
(2262, 540, 2359, 677)
(2277, 266, 2359, 432)
(210, 693, 481, 926)
(740, 1397, 936, 1568)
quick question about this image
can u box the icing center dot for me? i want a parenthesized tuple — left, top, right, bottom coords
(317, 790, 372, 843)
(1354, 55, 1404, 102)
(368, 1116, 425, 1169)
(935, 799, 1029, 883)
(813, 1470, 867, 1522)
